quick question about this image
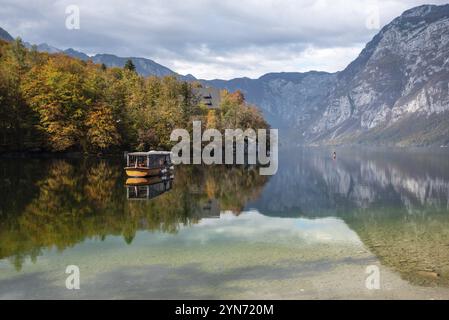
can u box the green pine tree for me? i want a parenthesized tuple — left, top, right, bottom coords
(124, 59, 136, 72)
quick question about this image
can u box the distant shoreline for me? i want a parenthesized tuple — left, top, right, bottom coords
(1, 144, 448, 159)
(0, 151, 124, 159)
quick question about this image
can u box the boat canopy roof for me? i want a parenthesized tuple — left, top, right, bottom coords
(128, 151, 172, 156)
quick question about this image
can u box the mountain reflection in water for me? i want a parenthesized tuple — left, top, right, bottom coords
(0, 147, 449, 289)
(248, 148, 449, 287)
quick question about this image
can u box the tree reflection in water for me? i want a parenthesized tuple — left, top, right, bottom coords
(0, 158, 268, 270)
(2, 148, 449, 288)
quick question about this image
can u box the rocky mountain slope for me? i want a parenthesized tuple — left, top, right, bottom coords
(204, 71, 337, 139)
(204, 4, 449, 147)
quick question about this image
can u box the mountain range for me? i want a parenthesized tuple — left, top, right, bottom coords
(203, 4, 449, 147)
(0, 27, 185, 79)
(2, 4, 449, 146)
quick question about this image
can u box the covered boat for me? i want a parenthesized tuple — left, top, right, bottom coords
(124, 151, 173, 178)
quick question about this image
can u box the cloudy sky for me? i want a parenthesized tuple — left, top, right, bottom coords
(1, 0, 448, 79)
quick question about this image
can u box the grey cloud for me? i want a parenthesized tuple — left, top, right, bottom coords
(1, 0, 448, 79)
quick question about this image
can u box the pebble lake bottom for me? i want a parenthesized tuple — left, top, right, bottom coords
(1, 147, 449, 299)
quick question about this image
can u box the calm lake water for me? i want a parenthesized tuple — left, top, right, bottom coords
(1, 148, 449, 299)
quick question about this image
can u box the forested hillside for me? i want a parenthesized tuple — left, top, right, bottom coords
(0, 39, 268, 153)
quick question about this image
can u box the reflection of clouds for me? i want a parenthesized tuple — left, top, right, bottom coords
(173, 211, 361, 245)
(293, 217, 360, 243)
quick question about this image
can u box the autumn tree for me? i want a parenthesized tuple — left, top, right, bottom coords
(86, 102, 121, 151)
(22, 55, 90, 151)
(0, 39, 42, 150)
(0, 40, 268, 153)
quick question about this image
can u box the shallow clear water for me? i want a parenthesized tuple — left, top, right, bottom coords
(1, 148, 449, 299)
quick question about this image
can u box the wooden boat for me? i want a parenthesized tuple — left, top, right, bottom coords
(124, 151, 173, 178)
(125, 175, 173, 186)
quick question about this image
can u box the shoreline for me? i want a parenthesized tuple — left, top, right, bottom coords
(0, 151, 125, 159)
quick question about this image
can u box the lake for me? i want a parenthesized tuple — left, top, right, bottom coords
(1, 148, 449, 299)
